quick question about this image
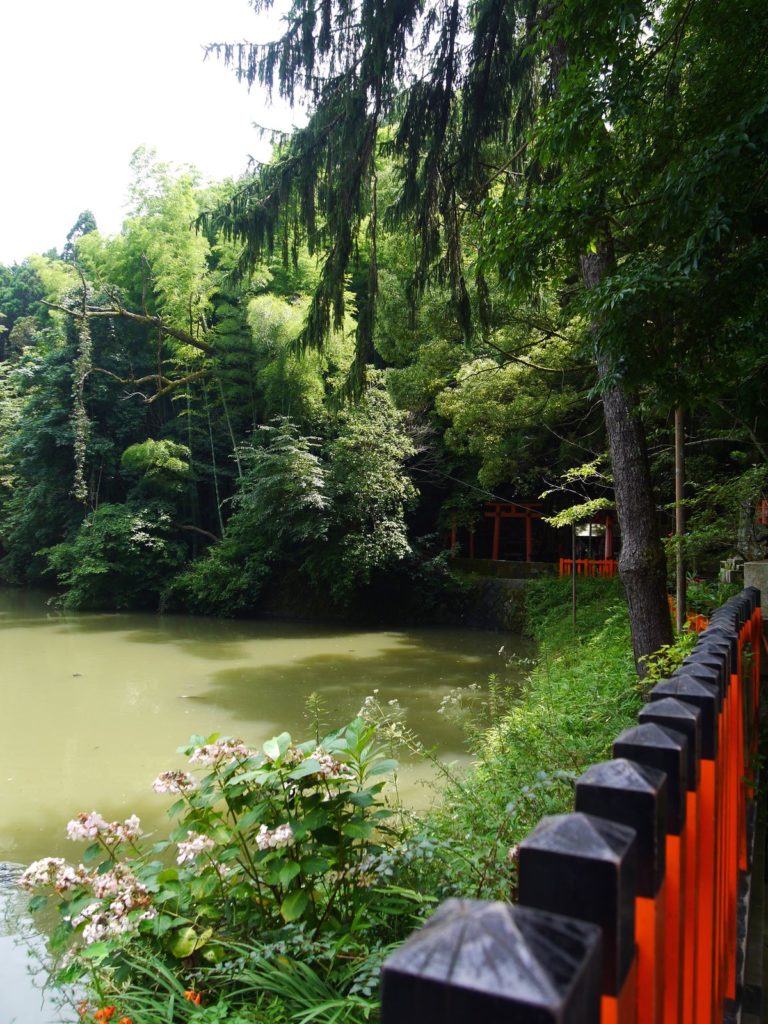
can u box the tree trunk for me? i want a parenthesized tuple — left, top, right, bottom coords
(581, 245, 673, 671)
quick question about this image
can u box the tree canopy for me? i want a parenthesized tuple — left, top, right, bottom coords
(0, 0, 764, 657)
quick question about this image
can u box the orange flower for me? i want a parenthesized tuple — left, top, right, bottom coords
(94, 1009, 116, 1023)
(183, 990, 202, 1006)
(117, 1018, 133, 1024)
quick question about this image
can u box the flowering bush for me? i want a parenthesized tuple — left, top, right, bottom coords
(21, 718, 409, 1022)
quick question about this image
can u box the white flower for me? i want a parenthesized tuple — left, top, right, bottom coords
(66, 811, 142, 845)
(19, 858, 89, 893)
(71, 874, 156, 945)
(67, 811, 107, 841)
(176, 831, 216, 865)
(91, 863, 138, 898)
(255, 823, 295, 851)
(152, 770, 198, 794)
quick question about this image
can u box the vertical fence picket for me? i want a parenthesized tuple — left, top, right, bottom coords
(574, 760, 667, 1024)
(636, 699, 701, 1024)
(612, 723, 687, 1024)
(650, 675, 719, 1024)
(517, 813, 638, 1024)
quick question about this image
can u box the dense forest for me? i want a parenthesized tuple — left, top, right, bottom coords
(9, 1, 768, 1021)
(0, 0, 766, 667)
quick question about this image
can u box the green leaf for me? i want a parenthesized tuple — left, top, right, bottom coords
(190, 874, 219, 899)
(365, 758, 398, 778)
(342, 821, 373, 839)
(79, 941, 114, 962)
(264, 731, 292, 762)
(288, 759, 322, 779)
(169, 926, 199, 958)
(151, 914, 176, 937)
(300, 856, 330, 874)
(278, 861, 302, 886)
(28, 894, 48, 913)
(280, 889, 309, 922)
(156, 868, 179, 883)
(82, 843, 102, 865)
(235, 806, 267, 832)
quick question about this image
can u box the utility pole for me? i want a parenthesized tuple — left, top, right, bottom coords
(571, 523, 577, 627)
(675, 407, 686, 633)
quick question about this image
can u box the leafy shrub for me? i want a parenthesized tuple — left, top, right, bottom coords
(685, 576, 740, 616)
(120, 440, 191, 498)
(169, 380, 416, 615)
(45, 502, 186, 610)
(21, 720, 420, 1023)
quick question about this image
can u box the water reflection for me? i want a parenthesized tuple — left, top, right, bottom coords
(0, 590, 531, 866)
(0, 588, 532, 1022)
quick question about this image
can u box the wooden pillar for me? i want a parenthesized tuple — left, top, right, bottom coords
(468, 527, 476, 560)
(575, 759, 668, 1024)
(518, 812, 639, 1024)
(492, 509, 501, 560)
(525, 512, 533, 562)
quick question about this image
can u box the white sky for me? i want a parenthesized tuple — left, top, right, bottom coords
(0, 0, 296, 265)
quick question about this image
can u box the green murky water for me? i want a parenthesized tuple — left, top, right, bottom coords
(0, 588, 532, 1023)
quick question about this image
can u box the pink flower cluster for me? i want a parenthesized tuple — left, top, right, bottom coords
(19, 857, 89, 894)
(189, 739, 253, 767)
(176, 831, 216, 865)
(152, 770, 198, 795)
(66, 812, 142, 845)
(71, 878, 156, 945)
(255, 823, 294, 851)
(20, 858, 156, 945)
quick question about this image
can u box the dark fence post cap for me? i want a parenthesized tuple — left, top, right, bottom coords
(683, 648, 729, 688)
(650, 676, 719, 758)
(381, 899, 603, 1024)
(613, 722, 688, 834)
(673, 659, 724, 699)
(744, 586, 760, 614)
(518, 812, 637, 996)
(696, 625, 738, 668)
(576, 758, 667, 898)
(638, 697, 701, 790)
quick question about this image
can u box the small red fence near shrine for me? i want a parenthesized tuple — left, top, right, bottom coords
(381, 587, 763, 1024)
(559, 557, 619, 577)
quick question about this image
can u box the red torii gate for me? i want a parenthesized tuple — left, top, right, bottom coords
(483, 501, 543, 562)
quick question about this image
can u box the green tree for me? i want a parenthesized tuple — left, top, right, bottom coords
(205, 0, 768, 665)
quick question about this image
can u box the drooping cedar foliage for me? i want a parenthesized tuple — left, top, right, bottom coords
(202, 0, 545, 387)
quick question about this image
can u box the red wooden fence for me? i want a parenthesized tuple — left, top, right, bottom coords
(382, 587, 763, 1024)
(560, 557, 619, 577)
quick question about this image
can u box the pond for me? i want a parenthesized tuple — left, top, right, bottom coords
(0, 588, 533, 1022)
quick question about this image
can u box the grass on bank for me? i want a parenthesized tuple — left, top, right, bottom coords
(398, 576, 642, 903)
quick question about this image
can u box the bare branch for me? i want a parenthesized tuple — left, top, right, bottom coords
(42, 300, 215, 356)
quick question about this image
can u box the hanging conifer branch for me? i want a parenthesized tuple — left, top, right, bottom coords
(203, 0, 544, 390)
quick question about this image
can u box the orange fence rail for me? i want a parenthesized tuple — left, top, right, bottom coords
(382, 587, 763, 1024)
(560, 557, 619, 577)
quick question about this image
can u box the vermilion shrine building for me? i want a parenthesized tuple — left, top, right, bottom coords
(449, 501, 618, 565)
